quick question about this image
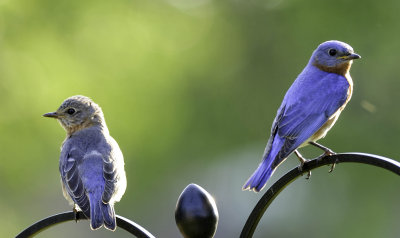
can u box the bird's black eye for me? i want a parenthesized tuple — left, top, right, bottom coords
(328, 48, 337, 56)
(66, 108, 76, 115)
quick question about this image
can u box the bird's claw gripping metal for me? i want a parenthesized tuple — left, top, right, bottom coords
(309, 142, 337, 173)
(310, 141, 336, 156)
(73, 204, 79, 223)
(328, 159, 339, 173)
(294, 150, 311, 179)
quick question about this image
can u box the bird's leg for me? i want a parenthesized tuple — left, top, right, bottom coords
(73, 204, 79, 223)
(309, 141, 337, 172)
(309, 141, 335, 155)
(294, 150, 311, 179)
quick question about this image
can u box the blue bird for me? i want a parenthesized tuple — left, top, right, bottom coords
(44, 95, 127, 230)
(243, 40, 361, 192)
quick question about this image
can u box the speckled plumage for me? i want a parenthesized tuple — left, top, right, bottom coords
(243, 40, 360, 192)
(44, 95, 127, 230)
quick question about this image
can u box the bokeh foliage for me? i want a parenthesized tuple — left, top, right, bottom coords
(1, 0, 400, 237)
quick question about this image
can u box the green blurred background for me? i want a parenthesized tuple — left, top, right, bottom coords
(2, 0, 400, 237)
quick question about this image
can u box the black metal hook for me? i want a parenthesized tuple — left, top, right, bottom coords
(16, 153, 400, 238)
(240, 152, 400, 238)
(15, 211, 155, 238)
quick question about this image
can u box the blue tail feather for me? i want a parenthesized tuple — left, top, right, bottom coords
(102, 202, 116, 231)
(88, 192, 116, 230)
(243, 156, 275, 192)
(243, 136, 284, 192)
(89, 193, 103, 230)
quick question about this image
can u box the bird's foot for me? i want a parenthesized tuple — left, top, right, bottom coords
(309, 141, 336, 156)
(310, 142, 338, 173)
(73, 204, 79, 223)
(302, 164, 312, 179)
(328, 159, 339, 173)
(295, 150, 311, 179)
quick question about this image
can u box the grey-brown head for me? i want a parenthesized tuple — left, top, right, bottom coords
(43, 95, 105, 135)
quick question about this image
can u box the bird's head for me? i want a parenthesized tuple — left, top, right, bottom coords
(43, 95, 105, 135)
(311, 40, 361, 75)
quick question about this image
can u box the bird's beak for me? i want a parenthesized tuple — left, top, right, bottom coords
(43, 112, 59, 118)
(347, 53, 361, 60)
(337, 53, 361, 60)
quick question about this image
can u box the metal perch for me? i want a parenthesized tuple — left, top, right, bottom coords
(16, 152, 400, 238)
(240, 152, 400, 238)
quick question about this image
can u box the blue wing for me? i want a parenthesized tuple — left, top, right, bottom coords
(101, 137, 124, 204)
(274, 73, 350, 161)
(60, 146, 91, 218)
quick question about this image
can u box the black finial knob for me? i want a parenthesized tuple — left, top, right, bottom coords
(175, 184, 219, 238)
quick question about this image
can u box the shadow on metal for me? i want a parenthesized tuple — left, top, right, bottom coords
(16, 211, 156, 238)
(240, 152, 400, 238)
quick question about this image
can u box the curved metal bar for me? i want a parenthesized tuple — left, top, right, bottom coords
(240, 152, 400, 238)
(16, 211, 156, 238)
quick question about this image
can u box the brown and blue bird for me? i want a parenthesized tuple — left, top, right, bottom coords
(44, 95, 127, 230)
(244, 40, 361, 192)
